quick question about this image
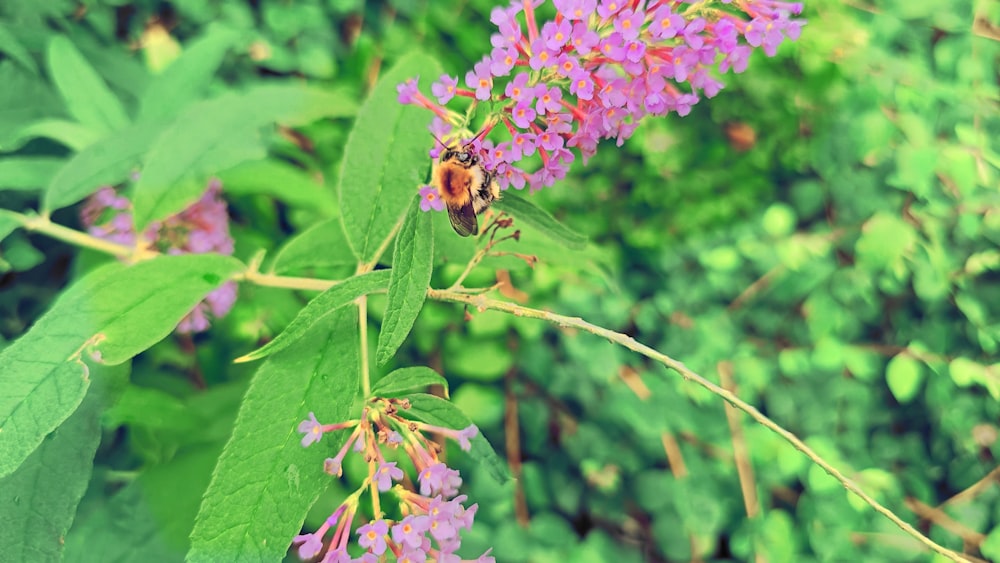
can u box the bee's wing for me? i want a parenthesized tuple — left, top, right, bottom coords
(446, 198, 478, 237)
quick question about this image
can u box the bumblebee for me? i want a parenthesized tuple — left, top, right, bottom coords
(432, 140, 501, 237)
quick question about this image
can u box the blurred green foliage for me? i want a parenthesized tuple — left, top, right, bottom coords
(0, 0, 999, 562)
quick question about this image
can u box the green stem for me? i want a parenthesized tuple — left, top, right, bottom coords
(5, 210, 134, 259)
(425, 288, 970, 563)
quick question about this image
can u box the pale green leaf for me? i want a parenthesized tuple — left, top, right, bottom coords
(44, 120, 166, 212)
(217, 160, 336, 216)
(236, 270, 391, 363)
(0, 157, 64, 191)
(493, 191, 588, 250)
(0, 361, 127, 563)
(139, 27, 240, 122)
(337, 52, 440, 262)
(370, 366, 448, 399)
(403, 393, 511, 484)
(269, 218, 355, 276)
(376, 197, 433, 366)
(886, 352, 924, 403)
(0, 254, 243, 478)
(187, 307, 360, 563)
(46, 36, 129, 133)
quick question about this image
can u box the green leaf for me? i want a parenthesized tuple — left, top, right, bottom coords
(493, 191, 588, 250)
(376, 197, 433, 366)
(64, 445, 224, 563)
(44, 120, 166, 212)
(7, 119, 103, 152)
(132, 93, 267, 231)
(337, 52, 440, 263)
(0, 254, 242, 478)
(270, 218, 355, 276)
(0, 63, 63, 152)
(0, 360, 127, 563)
(236, 270, 391, 363)
(0, 24, 38, 74)
(46, 36, 129, 133)
(403, 393, 511, 484)
(370, 366, 448, 398)
(138, 27, 239, 122)
(239, 84, 359, 126)
(217, 160, 336, 216)
(187, 307, 360, 563)
(0, 157, 64, 191)
(885, 352, 924, 404)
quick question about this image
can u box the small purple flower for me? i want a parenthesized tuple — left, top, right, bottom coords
(397, 78, 419, 104)
(555, 0, 596, 21)
(536, 129, 564, 152)
(511, 100, 537, 128)
(528, 37, 557, 71)
(613, 8, 643, 41)
(374, 461, 404, 492)
(569, 72, 595, 101)
(598, 32, 626, 62)
(509, 131, 537, 161)
(431, 74, 458, 104)
(555, 53, 581, 78)
(397, 550, 428, 563)
(419, 462, 462, 496)
(504, 72, 533, 103)
(292, 532, 324, 559)
(298, 412, 324, 447)
(392, 514, 430, 550)
(541, 19, 572, 51)
(683, 18, 707, 49)
(569, 21, 599, 55)
(649, 6, 685, 39)
(534, 84, 562, 114)
(456, 425, 478, 451)
(489, 46, 518, 77)
(357, 520, 389, 555)
(596, 0, 624, 20)
(464, 59, 493, 101)
(419, 185, 445, 212)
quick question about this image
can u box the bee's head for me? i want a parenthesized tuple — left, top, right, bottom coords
(441, 147, 478, 168)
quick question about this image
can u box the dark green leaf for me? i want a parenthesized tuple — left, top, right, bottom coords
(0, 62, 62, 151)
(0, 254, 242, 478)
(371, 366, 448, 398)
(0, 157, 63, 191)
(188, 307, 360, 563)
(269, 218, 355, 276)
(404, 393, 511, 484)
(46, 36, 129, 133)
(44, 120, 166, 212)
(493, 192, 587, 250)
(64, 445, 223, 563)
(376, 197, 433, 366)
(138, 28, 239, 122)
(337, 52, 440, 263)
(236, 270, 391, 363)
(0, 360, 126, 563)
(0, 24, 38, 74)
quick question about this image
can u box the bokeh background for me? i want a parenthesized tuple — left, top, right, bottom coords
(1, 0, 998, 561)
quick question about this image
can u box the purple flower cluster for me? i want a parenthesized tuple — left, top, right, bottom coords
(399, 0, 805, 203)
(294, 400, 493, 562)
(80, 180, 237, 333)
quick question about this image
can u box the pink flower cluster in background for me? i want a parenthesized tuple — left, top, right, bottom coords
(399, 0, 805, 203)
(80, 180, 237, 333)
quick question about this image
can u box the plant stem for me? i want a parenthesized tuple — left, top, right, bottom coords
(5, 210, 134, 259)
(425, 288, 971, 563)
